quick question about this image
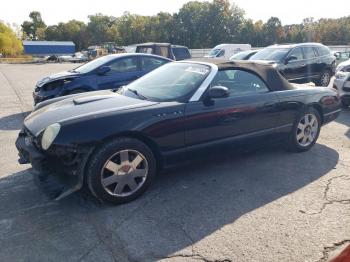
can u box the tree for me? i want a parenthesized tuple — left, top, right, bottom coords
(21, 11, 46, 40)
(45, 20, 89, 50)
(263, 17, 285, 45)
(0, 22, 23, 56)
(87, 14, 119, 45)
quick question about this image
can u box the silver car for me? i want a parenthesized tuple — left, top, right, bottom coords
(334, 59, 350, 107)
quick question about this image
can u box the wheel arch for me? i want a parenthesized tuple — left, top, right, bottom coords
(309, 103, 324, 124)
(100, 131, 164, 170)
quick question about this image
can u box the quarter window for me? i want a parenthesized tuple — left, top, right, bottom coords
(108, 57, 138, 74)
(211, 69, 269, 96)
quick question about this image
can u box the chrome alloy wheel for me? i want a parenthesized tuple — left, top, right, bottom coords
(101, 149, 148, 197)
(296, 114, 319, 147)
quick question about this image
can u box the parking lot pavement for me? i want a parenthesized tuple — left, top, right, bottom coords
(0, 63, 349, 262)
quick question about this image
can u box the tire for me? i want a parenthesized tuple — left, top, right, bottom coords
(341, 98, 350, 108)
(315, 70, 331, 87)
(86, 137, 157, 204)
(285, 108, 321, 152)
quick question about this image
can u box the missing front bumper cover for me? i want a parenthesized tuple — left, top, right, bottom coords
(16, 135, 93, 200)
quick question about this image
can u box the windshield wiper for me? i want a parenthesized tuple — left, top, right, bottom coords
(128, 88, 148, 100)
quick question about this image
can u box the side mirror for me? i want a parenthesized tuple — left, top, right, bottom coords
(207, 86, 229, 99)
(97, 66, 111, 75)
(285, 55, 297, 64)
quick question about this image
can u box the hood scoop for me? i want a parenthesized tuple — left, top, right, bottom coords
(73, 94, 115, 105)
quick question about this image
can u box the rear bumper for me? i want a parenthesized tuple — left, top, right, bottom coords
(16, 132, 93, 200)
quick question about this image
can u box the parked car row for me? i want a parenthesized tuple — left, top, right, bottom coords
(17, 53, 341, 204)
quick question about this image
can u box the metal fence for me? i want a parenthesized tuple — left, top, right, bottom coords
(189, 46, 350, 58)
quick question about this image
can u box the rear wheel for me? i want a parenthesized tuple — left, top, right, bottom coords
(315, 70, 331, 87)
(86, 137, 157, 204)
(286, 108, 321, 152)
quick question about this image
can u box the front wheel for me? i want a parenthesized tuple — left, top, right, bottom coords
(86, 137, 157, 204)
(315, 70, 331, 87)
(341, 98, 350, 108)
(285, 108, 321, 152)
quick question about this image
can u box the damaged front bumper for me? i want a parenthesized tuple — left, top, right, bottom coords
(15, 129, 93, 200)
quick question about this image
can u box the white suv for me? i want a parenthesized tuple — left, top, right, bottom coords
(334, 60, 350, 107)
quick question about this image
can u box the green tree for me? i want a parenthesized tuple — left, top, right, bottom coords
(45, 20, 88, 50)
(21, 11, 46, 40)
(0, 22, 23, 56)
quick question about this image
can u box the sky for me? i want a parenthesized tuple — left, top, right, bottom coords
(1, 0, 350, 26)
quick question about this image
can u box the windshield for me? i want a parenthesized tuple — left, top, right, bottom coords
(249, 48, 290, 62)
(230, 50, 252, 60)
(73, 55, 114, 74)
(123, 63, 210, 102)
(208, 48, 222, 57)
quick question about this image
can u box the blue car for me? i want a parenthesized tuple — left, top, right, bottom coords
(33, 53, 172, 104)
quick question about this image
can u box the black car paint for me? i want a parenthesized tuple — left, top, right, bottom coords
(16, 61, 341, 199)
(250, 43, 336, 84)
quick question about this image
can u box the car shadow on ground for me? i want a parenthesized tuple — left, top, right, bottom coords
(0, 111, 31, 130)
(0, 142, 339, 261)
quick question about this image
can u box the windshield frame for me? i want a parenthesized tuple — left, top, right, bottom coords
(72, 55, 118, 74)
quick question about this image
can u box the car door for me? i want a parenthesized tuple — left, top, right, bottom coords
(96, 56, 142, 90)
(140, 56, 169, 74)
(282, 47, 306, 81)
(302, 46, 319, 79)
(184, 69, 280, 146)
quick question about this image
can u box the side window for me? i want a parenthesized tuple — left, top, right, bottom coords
(155, 46, 169, 58)
(303, 47, 317, 59)
(172, 48, 191, 60)
(211, 69, 269, 96)
(108, 57, 138, 74)
(141, 57, 167, 71)
(137, 47, 153, 54)
(317, 46, 331, 56)
(289, 47, 304, 60)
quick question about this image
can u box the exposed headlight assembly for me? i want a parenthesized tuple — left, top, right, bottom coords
(41, 123, 61, 150)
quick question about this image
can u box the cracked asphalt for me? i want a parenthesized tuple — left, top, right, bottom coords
(0, 63, 349, 262)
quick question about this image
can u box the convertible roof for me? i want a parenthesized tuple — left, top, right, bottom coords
(188, 58, 294, 91)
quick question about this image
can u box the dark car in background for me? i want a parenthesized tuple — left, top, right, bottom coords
(229, 50, 259, 61)
(249, 43, 336, 86)
(17, 59, 340, 204)
(33, 53, 171, 104)
(135, 42, 191, 60)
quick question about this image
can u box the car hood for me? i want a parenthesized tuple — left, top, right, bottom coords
(36, 70, 80, 87)
(24, 90, 158, 136)
(336, 59, 350, 71)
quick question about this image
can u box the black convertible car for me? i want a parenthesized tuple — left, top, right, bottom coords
(16, 59, 341, 204)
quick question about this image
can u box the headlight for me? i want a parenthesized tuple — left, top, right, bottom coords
(41, 123, 61, 150)
(335, 72, 347, 79)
